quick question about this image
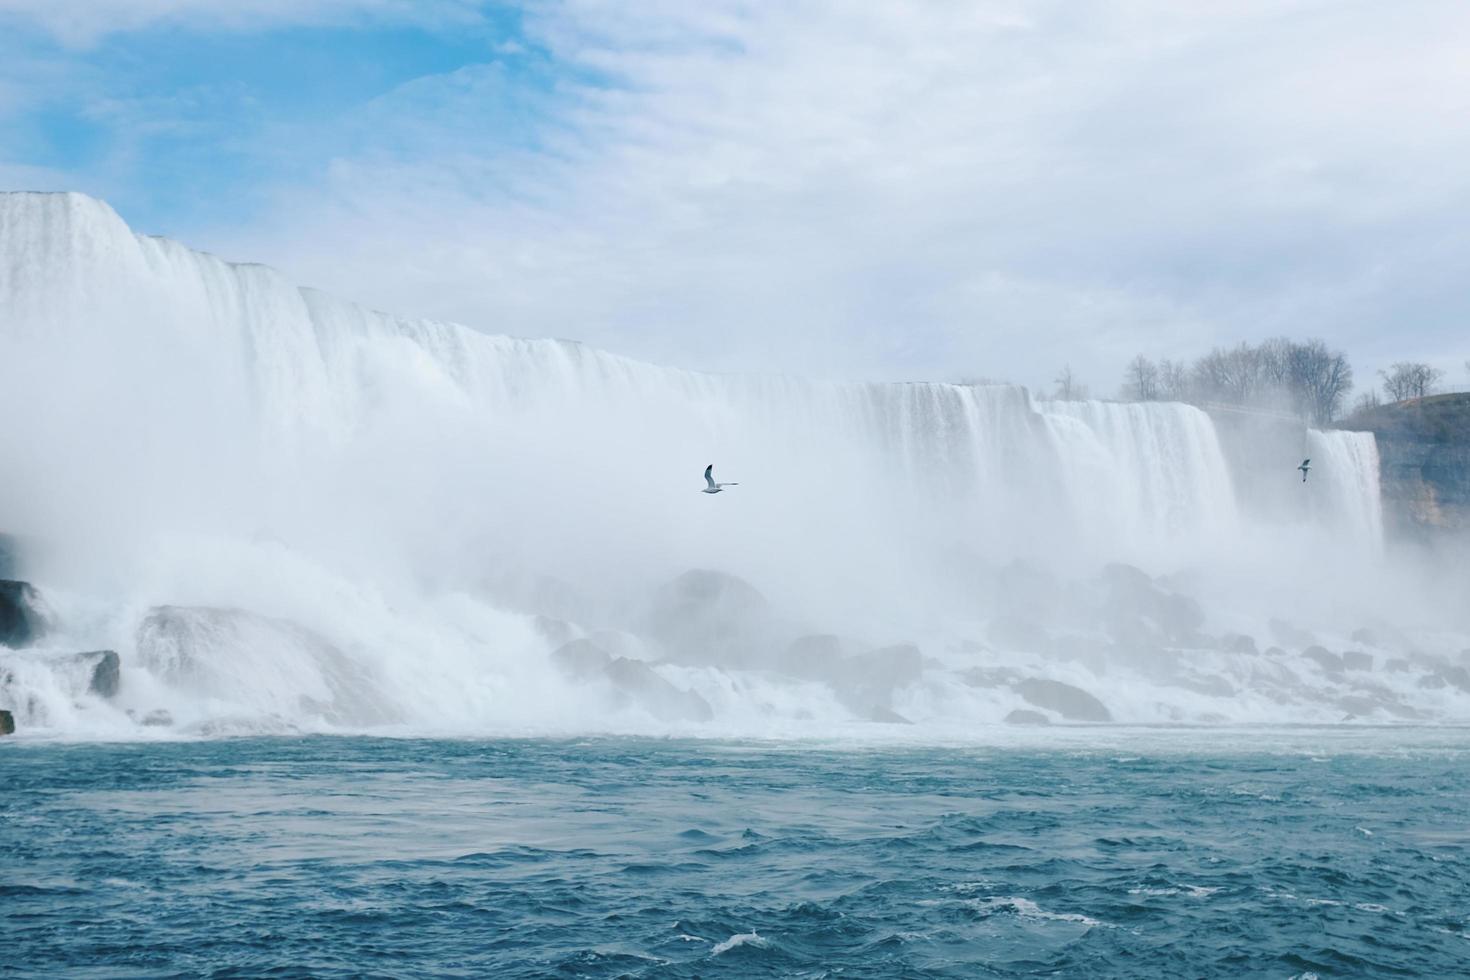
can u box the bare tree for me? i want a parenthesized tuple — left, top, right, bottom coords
(1287, 338, 1354, 423)
(1053, 364, 1080, 401)
(1157, 358, 1190, 402)
(1122, 355, 1160, 401)
(1257, 337, 1293, 389)
(1352, 390, 1381, 415)
(1192, 343, 1261, 405)
(1380, 362, 1443, 402)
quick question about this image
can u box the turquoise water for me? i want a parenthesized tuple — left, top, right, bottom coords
(4, 732, 1469, 977)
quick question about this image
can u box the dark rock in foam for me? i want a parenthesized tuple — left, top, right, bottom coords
(604, 657, 714, 723)
(1015, 677, 1111, 722)
(550, 639, 713, 723)
(62, 650, 120, 698)
(1301, 646, 1344, 673)
(1003, 708, 1050, 726)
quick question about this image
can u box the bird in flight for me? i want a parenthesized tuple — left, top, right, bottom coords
(1298, 458, 1311, 482)
(702, 464, 739, 494)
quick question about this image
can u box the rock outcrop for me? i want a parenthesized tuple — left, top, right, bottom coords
(1003, 708, 1051, 725)
(1015, 677, 1111, 722)
(135, 606, 395, 725)
(0, 580, 47, 648)
(550, 638, 713, 723)
(65, 649, 120, 698)
(1099, 563, 1204, 646)
(1338, 392, 1470, 540)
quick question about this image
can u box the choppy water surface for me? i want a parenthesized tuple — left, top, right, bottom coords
(4, 731, 1470, 978)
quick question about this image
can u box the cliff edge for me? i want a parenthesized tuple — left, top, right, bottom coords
(1338, 393, 1470, 540)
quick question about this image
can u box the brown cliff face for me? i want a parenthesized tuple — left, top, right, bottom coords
(1338, 393, 1470, 540)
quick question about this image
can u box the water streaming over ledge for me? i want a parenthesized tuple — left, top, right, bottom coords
(4, 191, 1463, 738)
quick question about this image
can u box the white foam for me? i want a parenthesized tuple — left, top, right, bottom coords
(711, 932, 765, 955)
(967, 896, 1106, 928)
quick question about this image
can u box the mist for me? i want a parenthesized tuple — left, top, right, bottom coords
(2, 191, 1468, 737)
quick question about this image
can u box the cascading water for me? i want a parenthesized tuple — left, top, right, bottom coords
(1, 192, 1462, 737)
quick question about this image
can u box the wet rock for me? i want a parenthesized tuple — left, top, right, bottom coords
(831, 643, 923, 719)
(550, 638, 613, 679)
(135, 606, 396, 726)
(66, 650, 120, 698)
(1301, 646, 1343, 673)
(1220, 633, 1259, 656)
(640, 569, 777, 668)
(0, 580, 47, 648)
(604, 657, 714, 723)
(1098, 564, 1203, 643)
(1015, 677, 1111, 722)
(551, 639, 712, 723)
(1337, 695, 1390, 719)
(1341, 650, 1374, 672)
(0, 707, 13, 735)
(141, 709, 173, 727)
(1003, 708, 1050, 726)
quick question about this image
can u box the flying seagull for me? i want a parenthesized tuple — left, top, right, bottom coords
(702, 464, 739, 494)
(1299, 458, 1311, 482)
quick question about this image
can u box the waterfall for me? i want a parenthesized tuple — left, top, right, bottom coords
(3, 192, 1430, 736)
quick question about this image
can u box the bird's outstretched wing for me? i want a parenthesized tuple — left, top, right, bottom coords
(704, 464, 717, 490)
(1301, 458, 1311, 468)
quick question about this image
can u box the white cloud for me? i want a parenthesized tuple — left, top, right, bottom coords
(129, 1, 1470, 388)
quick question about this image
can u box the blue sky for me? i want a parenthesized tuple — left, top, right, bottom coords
(3, 1, 1469, 393)
(1, 3, 546, 229)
